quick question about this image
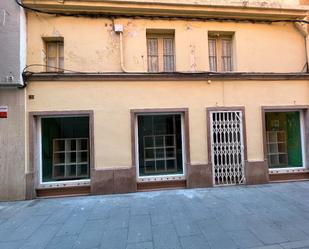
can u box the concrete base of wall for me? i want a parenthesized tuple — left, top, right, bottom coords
(245, 161, 269, 185)
(36, 186, 91, 197)
(24, 159, 309, 199)
(91, 167, 137, 195)
(137, 180, 186, 191)
(25, 160, 273, 199)
(25, 172, 36, 200)
(28, 160, 309, 198)
(187, 164, 213, 188)
(187, 161, 269, 187)
(269, 171, 309, 182)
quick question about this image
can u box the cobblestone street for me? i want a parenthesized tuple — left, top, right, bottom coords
(1, 182, 309, 249)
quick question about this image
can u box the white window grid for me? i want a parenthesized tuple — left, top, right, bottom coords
(52, 138, 89, 180)
(143, 134, 177, 174)
(266, 131, 288, 167)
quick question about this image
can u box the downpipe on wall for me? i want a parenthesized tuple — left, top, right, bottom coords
(119, 31, 129, 73)
(115, 24, 142, 73)
(294, 22, 309, 72)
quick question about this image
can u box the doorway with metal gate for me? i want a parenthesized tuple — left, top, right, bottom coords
(209, 110, 246, 186)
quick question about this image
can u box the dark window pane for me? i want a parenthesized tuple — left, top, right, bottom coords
(145, 149, 154, 159)
(144, 136, 154, 148)
(166, 159, 176, 170)
(79, 164, 88, 176)
(138, 114, 183, 176)
(156, 160, 165, 171)
(67, 165, 76, 177)
(41, 116, 90, 182)
(155, 136, 164, 147)
(166, 148, 175, 158)
(156, 148, 165, 159)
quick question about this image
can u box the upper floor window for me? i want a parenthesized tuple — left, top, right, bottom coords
(208, 33, 233, 72)
(147, 30, 175, 72)
(44, 38, 64, 72)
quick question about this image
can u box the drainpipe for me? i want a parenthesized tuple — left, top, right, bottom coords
(119, 31, 129, 73)
(114, 24, 132, 73)
(294, 22, 309, 72)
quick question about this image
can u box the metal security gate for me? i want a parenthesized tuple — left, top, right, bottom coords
(210, 111, 245, 185)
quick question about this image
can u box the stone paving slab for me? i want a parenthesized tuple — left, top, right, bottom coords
(0, 182, 309, 249)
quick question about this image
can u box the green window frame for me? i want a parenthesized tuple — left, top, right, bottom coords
(265, 111, 304, 169)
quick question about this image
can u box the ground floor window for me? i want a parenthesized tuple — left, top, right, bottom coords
(41, 116, 90, 183)
(266, 111, 304, 169)
(137, 114, 184, 177)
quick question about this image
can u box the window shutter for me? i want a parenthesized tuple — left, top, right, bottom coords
(58, 42, 64, 70)
(163, 38, 174, 72)
(208, 38, 217, 71)
(46, 41, 64, 72)
(147, 38, 159, 72)
(221, 38, 232, 71)
(47, 42, 57, 71)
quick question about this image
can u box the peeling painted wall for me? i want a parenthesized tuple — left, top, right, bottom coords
(27, 13, 306, 73)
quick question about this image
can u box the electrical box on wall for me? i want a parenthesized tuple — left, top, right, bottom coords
(114, 24, 124, 33)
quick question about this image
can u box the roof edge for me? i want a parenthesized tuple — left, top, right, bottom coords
(21, 0, 309, 20)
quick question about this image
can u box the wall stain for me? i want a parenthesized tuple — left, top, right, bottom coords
(190, 44, 197, 72)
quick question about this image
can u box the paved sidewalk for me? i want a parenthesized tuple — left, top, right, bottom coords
(1, 182, 309, 249)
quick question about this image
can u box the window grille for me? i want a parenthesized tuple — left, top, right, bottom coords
(210, 111, 245, 185)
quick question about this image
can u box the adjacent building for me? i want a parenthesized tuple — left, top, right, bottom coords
(0, 0, 26, 200)
(1, 0, 309, 199)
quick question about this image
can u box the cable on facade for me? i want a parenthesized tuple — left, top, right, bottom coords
(22, 64, 242, 75)
(15, 0, 309, 25)
(20, 63, 309, 89)
(22, 64, 88, 74)
(21, 64, 243, 85)
(20, 64, 89, 88)
(21, 64, 215, 78)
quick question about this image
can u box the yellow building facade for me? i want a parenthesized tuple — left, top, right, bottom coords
(21, 0, 309, 198)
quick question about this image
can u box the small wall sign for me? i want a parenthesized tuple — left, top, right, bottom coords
(0, 106, 8, 118)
